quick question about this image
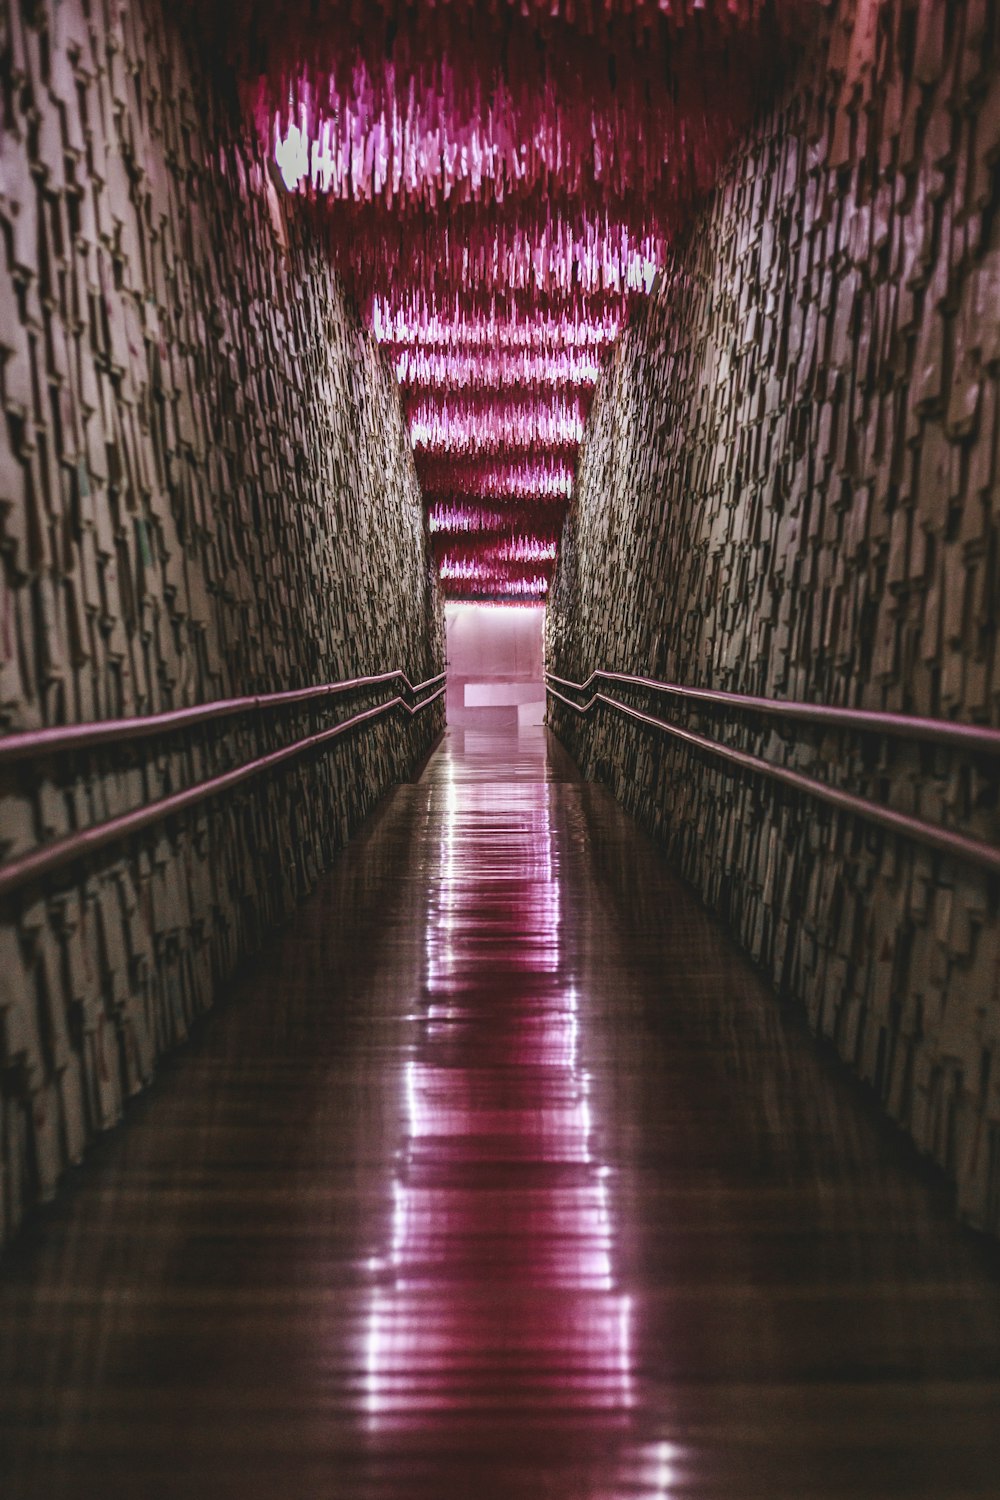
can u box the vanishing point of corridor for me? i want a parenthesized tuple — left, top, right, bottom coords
(3, 726, 998, 1499)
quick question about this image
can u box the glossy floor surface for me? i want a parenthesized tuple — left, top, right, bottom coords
(2, 726, 1000, 1498)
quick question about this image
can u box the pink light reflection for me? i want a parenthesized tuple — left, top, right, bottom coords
(428, 503, 561, 535)
(418, 460, 574, 500)
(409, 396, 587, 455)
(442, 538, 558, 566)
(442, 575, 550, 598)
(371, 302, 624, 350)
(438, 561, 552, 590)
(362, 771, 636, 1426)
(394, 348, 605, 389)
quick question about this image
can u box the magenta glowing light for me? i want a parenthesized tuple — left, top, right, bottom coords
(360, 770, 645, 1431)
(428, 503, 562, 535)
(442, 538, 558, 566)
(439, 558, 554, 584)
(409, 399, 587, 454)
(393, 348, 605, 390)
(438, 558, 486, 580)
(371, 303, 625, 351)
(419, 460, 574, 501)
(427, 507, 510, 534)
(255, 0, 805, 596)
(445, 575, 550, 598)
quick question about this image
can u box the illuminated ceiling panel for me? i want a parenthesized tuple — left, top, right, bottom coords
(200, 1, 814, 600)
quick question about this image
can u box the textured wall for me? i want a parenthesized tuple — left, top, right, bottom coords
(0, 0, 443, 1242)
(548, 0, 1000, 1232)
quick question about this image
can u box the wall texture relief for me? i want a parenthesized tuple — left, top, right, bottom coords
(547, 0, 1000, 1233)
(0, 0, 443, 1244)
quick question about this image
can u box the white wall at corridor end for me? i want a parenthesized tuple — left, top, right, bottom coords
(445, 605, 545, 729)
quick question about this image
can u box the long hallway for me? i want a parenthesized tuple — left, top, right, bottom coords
(2, 727, 999, 1499)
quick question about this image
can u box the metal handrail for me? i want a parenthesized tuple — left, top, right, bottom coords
(0, 684, 446, 900)
(0, 670, 447, 765)
(546, 670, 1000, 755)
(546, 681, 1000, 876)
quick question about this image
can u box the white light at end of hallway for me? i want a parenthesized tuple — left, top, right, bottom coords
(274, 113, 310, 191)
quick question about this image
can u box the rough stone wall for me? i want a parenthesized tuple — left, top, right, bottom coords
(548, 0, 1000, 1233)
(0, 0, 443, 1243)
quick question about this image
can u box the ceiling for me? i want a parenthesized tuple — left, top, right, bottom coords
(203, 1, 813, 602)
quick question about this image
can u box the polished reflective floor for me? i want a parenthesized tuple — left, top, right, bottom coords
(2, 726, 1000, 1497)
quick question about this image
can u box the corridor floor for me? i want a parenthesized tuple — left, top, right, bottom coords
(2, 726, 999, 1498)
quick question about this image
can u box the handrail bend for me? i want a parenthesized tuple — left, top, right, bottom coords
(0, 683, 446, 900)
(546, 679, 1000, 876)
(546, 670, 1000, 755)
(0, 670, 447, 765)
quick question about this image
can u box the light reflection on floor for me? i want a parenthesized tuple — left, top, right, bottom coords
(360, 729, 675, 1493)
(6, 725, 998, 1498)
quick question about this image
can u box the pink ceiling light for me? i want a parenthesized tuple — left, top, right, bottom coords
(193, 0, 815, 599)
